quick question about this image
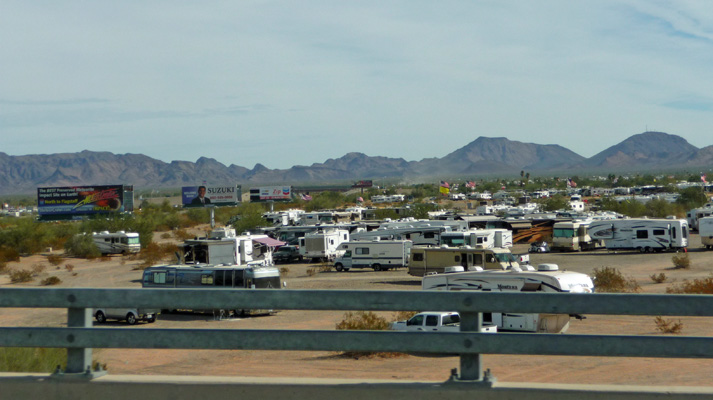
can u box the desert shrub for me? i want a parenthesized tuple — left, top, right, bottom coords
(672, 252, 690, 269)
(160, 232, 172, 239)
(319, 263, 332, 272)
(666, 275, 713, 294)
(174, 228, 194, 240)
(392, 311, 418, 322)
(31, 263, 46, 276)
(650, 273, 667, 284)
(279, 267, 289, 276)
(335, 311, 401, 358)
(0, 246, 20, 263)
(0, 261, 8, 274)
(41, 276, 62, 286)
(64, 264, 74, 272)
(136, 242, 179, 269)
(63, 234, 101, 259)
(46, 254, 63, 266)
(0, 347, 66, 372)
(9, 269, 33, 283)
(592, 266, 640, 293)
(305, 268, 317, 277)
(654, 316, 683, 334)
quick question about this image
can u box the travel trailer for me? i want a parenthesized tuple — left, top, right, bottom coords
(699, 216, 713, 249)
(587, 218, 688, 252)
(142, 264, 281, 316)
(439, 229, 513, 249)
(333, 240, 412, 271)
(686, 203, 713, 231)
(551, 220, 603, 251)
(408, 246, 520, 277)
(181, 227, 282, 266)
(92, 231, 141, 255)
(298, 229, 350, 262)
(421, 264, 594, 333)
(350, 225, 450, 246)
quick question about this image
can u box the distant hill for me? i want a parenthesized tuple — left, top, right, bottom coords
(0, 132, 710, 195)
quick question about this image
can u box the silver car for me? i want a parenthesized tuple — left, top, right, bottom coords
(94, 308, 158, 325)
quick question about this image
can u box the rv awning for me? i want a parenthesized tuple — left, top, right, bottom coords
(252, 237, 286, 248)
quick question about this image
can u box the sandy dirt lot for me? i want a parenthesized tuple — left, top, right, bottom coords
(2, 229, 713, 387)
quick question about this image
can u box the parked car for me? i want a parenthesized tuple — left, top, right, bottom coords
(94, 308, 158, 325)
(273, 245, 303, 264)
(529, 241, 551, 253)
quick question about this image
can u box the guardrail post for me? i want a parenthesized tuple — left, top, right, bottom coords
(453, 311, 495, 386)
(66, 308, 92, 374)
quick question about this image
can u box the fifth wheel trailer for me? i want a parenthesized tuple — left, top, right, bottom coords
(587, 218, 688, 252)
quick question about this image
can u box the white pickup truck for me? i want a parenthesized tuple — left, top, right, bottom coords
(390, 312, 497, 333)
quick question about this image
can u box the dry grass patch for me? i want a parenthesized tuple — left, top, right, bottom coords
(672, 252, 691, 269)
(666, 275, 713, 294)
(335, 311, 406, 359)
(41, 276, 62, 286)
(46, 254, 64, 267)
(650, 273, 667, 284)
(592, 266, 640, 293)
(654, 316, 683, 334)
(9, 269, 33, 283)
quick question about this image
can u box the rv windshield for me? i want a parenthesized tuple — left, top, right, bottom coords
(553, 228, 574, 238)
(126, 237, 140, 245)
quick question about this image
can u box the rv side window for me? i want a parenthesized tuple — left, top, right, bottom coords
(683, 226, 688, 238)
(356, 248, 369, 255)
(425, 315, 439, 327)
(671, 228, 676, 239)
(653, 229, 665, 236)
(454, 255, 461, 263)
(413, 253, 424, 261)
(225, 271, 233, 287)
(153, 272, 166, 284)
(215, 270, 225, 286)
(636, 230, 648, 239)
(424, 232, 434, 239)
(201, 274, 214, 285)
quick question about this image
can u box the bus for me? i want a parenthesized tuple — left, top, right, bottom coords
(141, 264, 282, 316)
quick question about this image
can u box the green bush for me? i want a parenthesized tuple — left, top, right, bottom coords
(592, 266, 640, 293)
(64, 234, 101, 259)
(672, 252, 690, 269)
(9, 269, 33, 283)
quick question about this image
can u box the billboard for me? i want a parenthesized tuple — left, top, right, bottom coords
(249, 186, 292, 202)
(182, 185, 241, 207)
(37, 185, 131, 218)
(352, 180, 373, 188)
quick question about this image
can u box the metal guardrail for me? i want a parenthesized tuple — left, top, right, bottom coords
(1, 288, 713, 383)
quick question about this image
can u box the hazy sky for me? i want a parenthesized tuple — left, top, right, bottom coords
(3, 1, 713, 169)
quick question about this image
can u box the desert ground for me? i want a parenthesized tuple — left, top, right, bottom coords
(1, 227, 713, 387)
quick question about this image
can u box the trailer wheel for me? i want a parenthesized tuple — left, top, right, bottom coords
(373, 264, 382, 271)
(335, 263, 344, 272)
(638, 247, 645, 253)
(95, 311, 106, 323)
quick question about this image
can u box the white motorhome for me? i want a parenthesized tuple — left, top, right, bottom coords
(92, 231, 141, 255)
(408, 246, 520, 277)
(421, 264, 594, 333)
(182, 228, 282, 266)
(587, 218, 689, 252)
(686, 203, 713, 231)
(699, 216, 713, 249)
(299, 229, 350, 262)
(333, 240, 412, 271)
(551, 221, 603, 251)
(440, 229, 513, 249)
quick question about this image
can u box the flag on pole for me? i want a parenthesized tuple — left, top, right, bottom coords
(357, 196, 364, 202)
(465, 181, 476, 189)
(301, 194, 312, 201)
(702, 174, 707, 184)
(439, 181, 450, 195)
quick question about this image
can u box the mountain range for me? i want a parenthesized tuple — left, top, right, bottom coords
(1, 131, 711, 195)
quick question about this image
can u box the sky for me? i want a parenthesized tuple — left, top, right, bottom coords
(2, 1, 713, 170)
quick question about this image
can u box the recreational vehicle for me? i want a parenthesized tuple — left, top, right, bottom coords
(298, 229, 350, 262)
(699, 216, 713, 249)
(551, 221, 603, 251)
(181, 228, 283, 266)
(333, 240, 412, 271)
(421, 264, 594, 333)
(686, 203, 713, 231)
(407, 246, 520, 277)
(587, 218, 689, 252)
(439, 229, 513, 249)
(350, 225, 449, 246)
(92, 231, 141, 255)
(142, 264, 281, 316)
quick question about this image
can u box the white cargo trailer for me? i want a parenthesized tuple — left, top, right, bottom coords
(699, 216, 713, 249)
(439, 229, 512, 249)
(299, 229, 350, 262)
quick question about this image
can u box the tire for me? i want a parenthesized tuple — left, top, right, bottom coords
(95, 311, 106, 323)
(638, 247, 645, 253)
(373, 264, 382, 271)
(147, 315, 157, 323)
(126, 313, 137, 325)
(645, 247, 652, 253)
(335, 263, 344, 272)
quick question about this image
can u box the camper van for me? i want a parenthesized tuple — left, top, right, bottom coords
(587, 218, 688, 252)
(298, 229, 350, 262)
(407, 246, 520, 277)
(421, 264, 594, 333)
(333, 240, 412, 271)
(699, 216, 713, 249)
(439, 229, 513, 249)
(551, 221, 603, 251)
(92, 231, 140, 255)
